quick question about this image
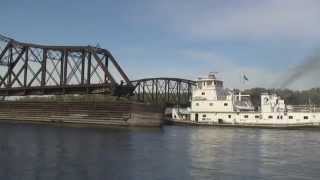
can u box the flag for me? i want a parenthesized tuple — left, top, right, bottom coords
(243, 74, 249, 81)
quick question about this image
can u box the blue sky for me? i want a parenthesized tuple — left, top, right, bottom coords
(1, 0, 320, 89)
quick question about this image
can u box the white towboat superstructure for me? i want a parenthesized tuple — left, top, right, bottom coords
(168, 73, 320, 127)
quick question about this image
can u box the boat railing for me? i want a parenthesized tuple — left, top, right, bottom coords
(192, 96, 207, 101)
(287, 105, 320, 113)
(217, 96, 227, 101)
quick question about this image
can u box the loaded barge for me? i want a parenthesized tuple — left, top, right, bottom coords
(0, 100, 163, 128)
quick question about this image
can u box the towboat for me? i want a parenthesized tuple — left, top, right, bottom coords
(167, 73, 320, 128)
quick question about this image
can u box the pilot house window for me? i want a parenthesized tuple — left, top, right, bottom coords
(289, 116, 293, 119)
(224, 103, 228, 106)
(304, 116, 309, 120)
(244, 115, 249, 118)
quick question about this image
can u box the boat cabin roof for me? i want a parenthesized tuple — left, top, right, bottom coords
(196, 78, 223, 88)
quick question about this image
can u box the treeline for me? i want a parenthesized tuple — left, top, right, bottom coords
(242, 88, 320, 108)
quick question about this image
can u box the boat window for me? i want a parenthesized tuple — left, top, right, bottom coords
(289, 116, 293, 119)
(202, 114, 206, 118)
(268, 115, 273, 119)
(202, 92, 205, 95)
(197, 82, 202, 89)
(244, 115, 248, 118)
(255, 115, 260, 119)
(304, 116, 309, 120)
(228, 115, 232, 118)
(224, 103, 228, 106)
(196, 103, 199, 106)
(209, 103, 213, 106)
(216, 81, 223, 87)
(207, 81, 213, 86)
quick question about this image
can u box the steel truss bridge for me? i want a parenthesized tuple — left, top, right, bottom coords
(131, 78, 195, 107)
(0, 34, 132, 96)
(0, 34, 195, 106)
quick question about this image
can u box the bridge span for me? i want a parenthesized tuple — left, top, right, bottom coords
(0, 34, 132, 96)
(131, 78, 195, 107)
(0, 34, 196, 106)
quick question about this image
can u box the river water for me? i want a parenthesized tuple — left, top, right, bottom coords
(0, 123, 320, 180)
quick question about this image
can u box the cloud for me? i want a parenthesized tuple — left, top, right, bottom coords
(179, 49, 281, 89)
(179, 48, 320, 90)
(121, 0, 320, 90)
(153, 0, 320, 41)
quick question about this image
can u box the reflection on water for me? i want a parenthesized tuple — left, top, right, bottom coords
(188, 129, 263, 179)
(0, 123, 320, 180)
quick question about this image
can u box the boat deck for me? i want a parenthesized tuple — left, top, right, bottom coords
(165, 118, 320, 129)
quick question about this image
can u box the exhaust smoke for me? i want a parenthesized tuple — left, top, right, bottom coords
(280, 54, 320, 88)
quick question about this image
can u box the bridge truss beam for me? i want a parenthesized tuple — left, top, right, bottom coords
(0, 34, 131, 96)
(131, 78, 195, 107)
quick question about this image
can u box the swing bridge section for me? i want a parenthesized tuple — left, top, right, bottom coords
(0, 34, 195, 106)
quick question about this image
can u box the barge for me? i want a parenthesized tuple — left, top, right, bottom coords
(0, 101, 163, 128)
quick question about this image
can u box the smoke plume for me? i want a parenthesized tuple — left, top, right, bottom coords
(280, 54, 320, 88)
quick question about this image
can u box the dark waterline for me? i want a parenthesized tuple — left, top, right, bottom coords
(0, 123, 320, 180)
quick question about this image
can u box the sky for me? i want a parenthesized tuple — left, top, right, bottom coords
(1, 0, 320, 89)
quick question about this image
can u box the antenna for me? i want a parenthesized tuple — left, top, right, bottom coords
(208, 72, 218, 79)
(209, 71, 218, 75)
